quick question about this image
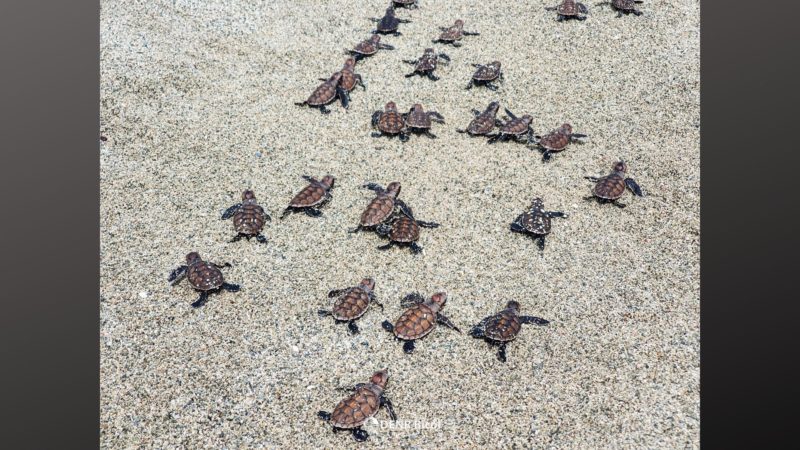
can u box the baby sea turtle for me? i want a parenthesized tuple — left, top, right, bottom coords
(456, 101, 502, 136)
(375, 200, 439, 254)
(280, 175, 336, 218)
(533, 123, 588, 161)
(470, 301, 550, 362)
(403, 48, 450, 81)
(295, 71, 344, 114)
(381, 292, 460, 353)
(318, 57, 363, 109)
(510, 198, 567, 251)
(487, 108, 535, 144)
(596, 0, 643, 16)
(433, 19, 480, 47)
(349, 182, 402, 233)
(465, 61, 503, 90)
(546, 0, 589, 21)
(319, 278, 383, 334)
(392, 0, 418, 8)
(370, 6, 411, 36)
(371, 101, 410, 142)
(404, 103, 445, 139)
(585, 160, 644, 208)
(221, 190, 271, 244)
(347, 35, 395, 61)
(317, 369, 397, 442)
(168, 252, 240, 308)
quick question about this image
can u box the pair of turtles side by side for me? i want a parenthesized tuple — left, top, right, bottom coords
(381, 292, 460, 353)
(547, 0, 589, 21)
(349, 181, 402, 234)
(281, 175, 336, 219)
(296, 58, 364, 112)
(465, 61, 503, 90)
(376, 198, 439, 254)
(533, 123, 588, 161)
(597, 0, 644, 17)
(585, 160, 644, 207)
(222, 190, 271, 244)
(347, 35, 395, 61)
(470, 301, 550, 362)
(319, 278, 383, 334)
(510, 198, 567, 251)
(318, 369, 397, 442)
(370, 6, 411, 36)
(168, 252, 240, 308)
(432, 19, 480, 47)
(371, 102, 445, 141)
(403, 48, 450, 81)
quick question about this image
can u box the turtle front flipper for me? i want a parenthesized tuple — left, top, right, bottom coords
(221, 203, 241, 220)
(168, 265, 188, 285)
(381, 396, 397, 421)
(520, 315, 550, 326)
(328, 288, 349, 298)
(400, 292, 425, 307)
(416, 220, 439, 228)
(221, 282, 240, 292)
(191, 291, 210, 308)
(546, 210, 567, 218)
(537, 235, 546, 251)
(437, 313, 461, 332)
(337, 87, 350, 109)
(625, 178, 644, 196)
(469, 319, 489, 338)
(497, 342, 508, 363)
(318, 309, 332, 317)
(584, 175, 600, 182)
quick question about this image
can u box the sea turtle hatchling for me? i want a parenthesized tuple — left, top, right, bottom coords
(470, 301, 550, 362)
(347, 35, 395, 61)
(585, 160, 644, 208)
(487, 108, 535, 145)
(168, 252, 240, 308)
(533, 123, 588, 161)
(371, 101, 410, 142)
(319, 278, 383, 334)
(433, 19, 480, 47)
(295, 71, 345, 114)
(349, 181, 402, 233)
(404, 103, 445, 139)
(456, 100, 502, 136)
(596, 0, 643, 17)
(510, 198, 567, 251)
(318, 57, 364, 109)
(370, 6, 411, 36)
(280, 175, 336, 218)
(465, 61, 503, 90)
(546, 0, 589, 21)
(317, 369, 397, 442)
(375, 200, 439, 254)
(403, 48, 450, 81)
(221, 190, 271, 244)
(381, 292, 461, 353)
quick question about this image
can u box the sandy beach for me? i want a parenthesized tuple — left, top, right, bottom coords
(100, 0, 700, 447)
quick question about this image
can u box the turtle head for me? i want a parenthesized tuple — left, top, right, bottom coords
(486, 101, 501, 114)
(559, 123, 573, 134)
(490, 61, 502, 70)
(428, 291, 448, 312)
(529, 198, 545, 211)
(423, 48, 435, 56)
(343, 56, 356, 68)
(385, 5, 395, 15)
(520, 114, 533, 125)
(242, 190, 256, 201)
(454, 19, 465, 28)
(185, 252, 201, 264)
(320, 175, 335, 188)
(360, 278, 376, 292)
(386, 181, 401, 197)
(370, 369, 389, 389)
(411, 103, 424, 112)
(370, 34, 381, 44)
(612, 160, 628, 174)
(506, 301, 521, 312)
(385, 101, 398, 111)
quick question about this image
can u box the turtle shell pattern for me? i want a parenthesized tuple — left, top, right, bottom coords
(233, 201, 266, 236)
(339, 66, 358, 92)
(414, 53, 438, 73)
(593, 173, 627, 200)
(539, 128, 571, 151)
(473, 65, 500, 81)
(306, 74, 340, 106)
(332, 286, 372, 321)
(354, 39, 378, 55)
(405, 107, 432, 129)
(289, 182, 328, 208)
(438, 26, 462, 42)
(187, 260, 225, 291)
(378, 110, 406, 134)
(393, 302, 438, 340)
(501, 117, 531, 135)
(360, 192, 396, 227)
(516, 210, 551, 235)
(483, 309, 522, 342)
(558, 0, 582, 15)
(613, 0, 639, 11)
(377, 13, 400, 32)
(330, 385, 382, 429)
(389, 215, 420, 243)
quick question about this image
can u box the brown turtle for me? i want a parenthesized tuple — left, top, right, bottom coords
(349, 181, 402, 233)
(280, 175, 336, 218)
(432, 19, 480, 47)
(404, 103, 445, 139)
(546, 0, 589, 21)
(392, 0, 418, 8)
(318, 57, 364, 109)
(370, 6, 411, 36)
(456, 101, 502, 136)
(533, 123, 588, 161)
(347, 35, 395, 61)
(168, 252, 240, 308)
(221, 190, 271, 244)
(381, 292, 460, 353)
(596, 0, 643, 17)
(319, 278, 383, 334)
(375, 200, 439, 254)
(585, 160, 644, 207)
(510, 198, 567, 251)
(371, 101, 409, 142)
(403, 48, 450, 81)
(295, 71, 345, 114)
(465, 61, 503, 90)
(317, 369, 397, 442)
(487, 108, 535, 144)
(469, 301, 550, 362)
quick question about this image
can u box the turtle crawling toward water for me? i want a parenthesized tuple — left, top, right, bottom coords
(319, 278, 383, 334)
(281, 175, 336, 218)
(222, 190, 271, 244)
(347, 35, 395, 61)
(382, 292, 460, 353)
(597, 0, 643, 16)
(320, 57, 364, 109)
(318, 369, 397, 442)
(585, 160, 644, 208)
(349, 182, 402, 234)
(457, 101, 502, 136)
(470, 301, 550, 362)
(465, 61, 503, 90)
(404, 103, 445, 138)
(403, 48, 450, 81)
(168, 252, 240, 308)
(370, 6, 411, 36)
(510, 198, 567, 251)
(487, 108, 535, 144)
(295, 72, 345, 114)
(376, 200, 439, 254)
(433, 19, 480, 47)
(371, 101, 410, 142)
(533, 123, 588, 161)
(546, 0, 589, 21)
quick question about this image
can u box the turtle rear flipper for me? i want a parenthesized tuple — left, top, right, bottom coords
(437, 313, 461, 332)
(497, 342, 508, 363)
(520, 315, 550, 325)
(191, 291, 210, 308)
(400, 292, 425, 307)
(221, 283, 240, 292)
(381, 396, 397, 421)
